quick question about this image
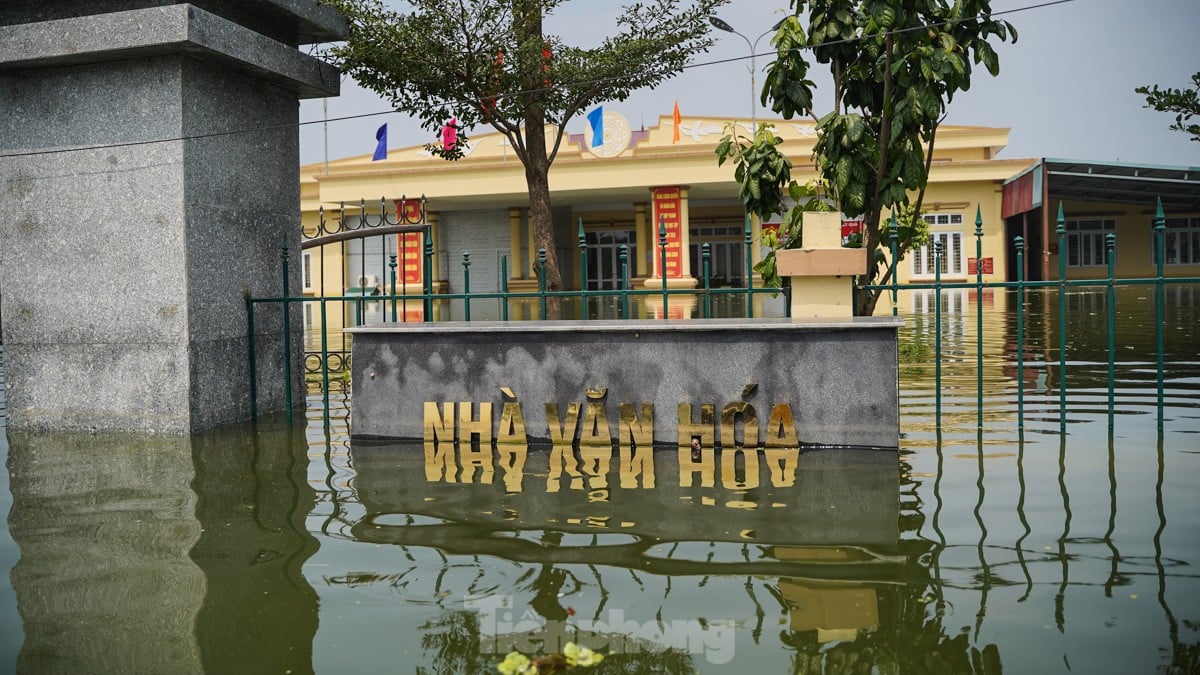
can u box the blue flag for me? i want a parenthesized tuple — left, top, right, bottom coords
(372, 123, 387, 161)
(587, 107, 604, 148)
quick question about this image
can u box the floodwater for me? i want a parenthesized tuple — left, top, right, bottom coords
(1, 285, 1198, 673)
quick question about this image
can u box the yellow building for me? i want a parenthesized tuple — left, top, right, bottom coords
(1002, 159, 1200, 282)
(302, 113, 1197, 316)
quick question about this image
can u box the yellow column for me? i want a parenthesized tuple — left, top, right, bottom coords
(679, 186, 692, 278)
(633, 203, 648, 277)
(508, 207, 522, 280)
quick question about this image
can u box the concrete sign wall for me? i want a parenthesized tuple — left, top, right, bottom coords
(348, 318, 902, 449)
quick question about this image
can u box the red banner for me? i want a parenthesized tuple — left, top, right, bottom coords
(651, 187, 683, 278)
(841, 219, 863, 241)
(967, 257, 994, 275)
(395, 200, 425, 285)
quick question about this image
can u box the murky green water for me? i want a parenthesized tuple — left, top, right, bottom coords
(1, 285, 1198, 673)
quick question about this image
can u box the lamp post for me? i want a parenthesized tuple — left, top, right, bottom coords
(709, 15, 786, 133)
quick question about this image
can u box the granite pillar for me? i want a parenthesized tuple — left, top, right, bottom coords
(0, 1, 347, 432)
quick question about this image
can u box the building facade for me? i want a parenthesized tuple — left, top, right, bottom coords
(298, 112, 1198, 320)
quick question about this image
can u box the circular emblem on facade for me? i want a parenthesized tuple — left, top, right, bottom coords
(587, 110, 632, 158)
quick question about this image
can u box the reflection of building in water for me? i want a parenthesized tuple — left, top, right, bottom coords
(779, 580, 880, 644)
(5, 427, 320, 675)
(6, 432, 205, 674)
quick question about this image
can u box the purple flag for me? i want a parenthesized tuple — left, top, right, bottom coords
(372, 123, 387, 161)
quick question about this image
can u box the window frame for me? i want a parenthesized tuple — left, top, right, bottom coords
(911, 213, 966, 278)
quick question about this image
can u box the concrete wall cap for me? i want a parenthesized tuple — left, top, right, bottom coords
(0, 5, 341, 98)
(345, 317, 905, 335)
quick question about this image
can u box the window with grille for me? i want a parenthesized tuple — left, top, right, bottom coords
(1064, 219, 1115, 267)
(911, 213, 965, 277)
(1151, 216, 1200, 266)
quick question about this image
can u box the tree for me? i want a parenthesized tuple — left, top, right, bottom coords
(322, 0, 729, 304)
(1136, 72, 1200, 143)
(721, 0, 1016, 315)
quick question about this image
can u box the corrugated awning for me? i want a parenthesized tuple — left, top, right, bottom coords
(1004, 159, 1200, 217)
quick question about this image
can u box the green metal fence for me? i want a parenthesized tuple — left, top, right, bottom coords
(249, 206, 788, 423)
(250, 197, 1199, 432)
(864, 197, 1199, 434)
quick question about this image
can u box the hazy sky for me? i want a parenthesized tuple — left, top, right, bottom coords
(298, 0, 1200, 168)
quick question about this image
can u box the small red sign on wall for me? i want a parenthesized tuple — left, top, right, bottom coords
(967, 257, 994, 275)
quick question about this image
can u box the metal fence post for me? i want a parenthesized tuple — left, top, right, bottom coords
(320, 298, 330, 428)
(1014, 236, 1025, 431)
(1153, 197, 1166, 428)
(501, 255, 510, 322)
(889, 213, 899, 317)
(423, 225, 434, 322)
(537, 248, 548, 320)
(1106, 232, 1117, 428)
(619, 244, 630, 319)
(389, 255, 397, 323)
(934, 239, 943, 431)
(659, 217, 668, 319)
(578, 218, 588, 320)
(744, 214, 754, 318)
(975, 206, 984, 432)
(1056, 202, 1067, 432)
(702, 243, 712, 319)
(463, 252, 472, 321)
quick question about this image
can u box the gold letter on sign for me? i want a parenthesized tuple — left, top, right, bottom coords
(720, 402, 759, 449)
(618, 403, 653, 447)
(764, 404, 799, 447)
(424, 402, 454, 444)
(546, 402, 581, 446)
(457, 402, 493, 445)
(580, 402, 613, 447)
(497, 402, 527, 445)
(677, 403, 715, 448)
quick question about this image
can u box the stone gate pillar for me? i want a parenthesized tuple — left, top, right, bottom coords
(0, 1, 347, 433)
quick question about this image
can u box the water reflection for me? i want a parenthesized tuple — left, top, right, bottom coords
(1, 284, 1198, 672)
(4, 423, 319, 675)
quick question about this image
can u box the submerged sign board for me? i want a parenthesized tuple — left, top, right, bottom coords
(347, 318, 902, 448)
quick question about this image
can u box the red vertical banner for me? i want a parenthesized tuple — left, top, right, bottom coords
(395, 199, 424, 285)
(651, 187, 683, 278)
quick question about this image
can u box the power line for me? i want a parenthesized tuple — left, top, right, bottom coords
(0, 0, 1075, 161)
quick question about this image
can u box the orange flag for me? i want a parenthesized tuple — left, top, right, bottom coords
(672, 100, 682, 144)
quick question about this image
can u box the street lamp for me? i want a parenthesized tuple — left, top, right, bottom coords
(709, 15, 787, 132)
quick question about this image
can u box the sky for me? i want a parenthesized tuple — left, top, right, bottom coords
(298, 0, 1200, 169)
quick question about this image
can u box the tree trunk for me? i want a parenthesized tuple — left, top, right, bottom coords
(525, 134, 561, 291)
(516, 1, 562, 318)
